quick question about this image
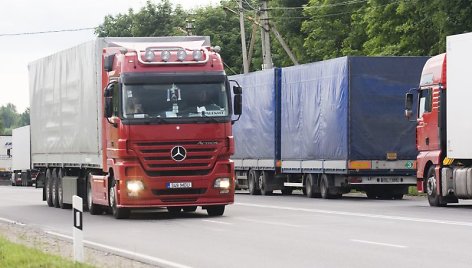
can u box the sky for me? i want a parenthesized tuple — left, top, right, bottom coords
(0, 0, 221, 113)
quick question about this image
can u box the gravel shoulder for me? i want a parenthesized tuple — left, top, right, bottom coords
(0, 221, 157, 268)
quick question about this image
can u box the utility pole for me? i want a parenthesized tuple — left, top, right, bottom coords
(239, 0, 249, 74)
(260, 0, 273, 69)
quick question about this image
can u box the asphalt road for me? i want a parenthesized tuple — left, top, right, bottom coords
(1, 186, 472, 268)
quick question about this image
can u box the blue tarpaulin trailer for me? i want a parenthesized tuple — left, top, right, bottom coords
(231, 56, 428, 199)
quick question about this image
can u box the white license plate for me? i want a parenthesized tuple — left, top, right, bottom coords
(166, 182, 192, 189)
(378, 177, 401, 183)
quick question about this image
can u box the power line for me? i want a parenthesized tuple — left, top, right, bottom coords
(0, 27, 96, 37)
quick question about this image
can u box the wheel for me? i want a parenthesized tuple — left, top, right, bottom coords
(167, 207, 182, 215)
(248, 170, 261, 195)
(109, 180, 130, 219)
(51, 169, 60, 208)
(183, 206, 197, 212)
(207, 205, 225, 216)
(259, 171, 273, 196)
(305, 174, 320, 198)
(320, 174, 338, 199)
(87, 174, 103, 215)
(45, 169, 53, 207)
(426, 165, 447, 207)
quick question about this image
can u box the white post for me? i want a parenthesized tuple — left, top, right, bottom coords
(73, 195, 84, 262)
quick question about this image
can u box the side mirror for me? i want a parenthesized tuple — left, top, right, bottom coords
(104, 54, 115, 72)
(234, 94, 242, 115)
(104, 84, 114, 118)
(233, 85, 242, 95)
(405, 93, 413, 119)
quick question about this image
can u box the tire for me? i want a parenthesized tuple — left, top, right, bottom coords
(51, 169, 60, 208)
(87, 174, 102, 215)
(305, 174, 320, 198)
(45, 169, 53, 207)
(183, 206, 197, 212)
(426, 165, 447, 207)
(320, 174, 335, 199)
(259, 171, 273, 196)
(207, 205, 225, 216)
(248, 170, 261, 195)
(109, 180, 130, 219)
(57, 169, 69, 209)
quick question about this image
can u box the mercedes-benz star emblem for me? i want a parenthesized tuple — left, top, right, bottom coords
(171, 146, 187, 162)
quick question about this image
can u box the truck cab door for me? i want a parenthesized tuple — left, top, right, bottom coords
(417, 87, 439, 151)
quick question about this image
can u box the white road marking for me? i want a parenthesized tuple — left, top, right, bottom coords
(351, 239, 408, 248)
(46, 231, 193, 268)
(202, 219, 233, 225)
(0, 217, 26, 226)
(235, 202, 472, 227)
(238, 217, 302, 228)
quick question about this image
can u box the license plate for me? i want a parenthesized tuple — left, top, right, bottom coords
(379, 177, 401, 183)
(166, 182, 192, 189)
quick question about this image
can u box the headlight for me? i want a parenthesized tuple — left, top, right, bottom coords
(144, 49, 155, 62)
(176, 49, 187, 61)
(127, 180, 144, 193)
(214, 178, 230, 189)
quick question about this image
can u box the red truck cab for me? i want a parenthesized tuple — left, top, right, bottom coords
(88, 37, 242, 218)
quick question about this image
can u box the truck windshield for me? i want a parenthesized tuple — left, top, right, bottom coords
(122, 82, 229, 120)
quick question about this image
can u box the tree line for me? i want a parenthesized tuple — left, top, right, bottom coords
(95, 0, 472, 74)
(0, 104, 30, 136)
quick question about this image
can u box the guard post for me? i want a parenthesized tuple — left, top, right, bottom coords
(73, 195, 84, 262)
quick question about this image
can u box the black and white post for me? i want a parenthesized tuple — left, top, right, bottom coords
(73, 195, 84, 262)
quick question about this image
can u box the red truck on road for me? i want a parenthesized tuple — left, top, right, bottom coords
(29, 37, 242, 218)
(405, 32, 472, 206)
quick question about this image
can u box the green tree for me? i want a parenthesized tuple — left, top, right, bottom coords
(95, 0, 185, 37)
(302, 0, 367, 61)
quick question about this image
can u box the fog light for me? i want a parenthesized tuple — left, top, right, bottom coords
(214, 178, 230, 189)
(193, 50, 203, 61)
(127, 180, 144, 193)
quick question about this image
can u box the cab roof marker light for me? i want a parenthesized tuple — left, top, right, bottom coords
(193, 50, 203, 61)
(132, 47, 210, 65)
(161, 50, 171, 62)
(176, 49, 187, 61)
(144, 49, 155, 62)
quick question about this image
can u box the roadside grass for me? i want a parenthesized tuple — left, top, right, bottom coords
(408, 186, 425, 196)
(0, 236, 94, 268)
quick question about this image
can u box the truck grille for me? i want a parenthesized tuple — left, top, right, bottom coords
(132, 140, 220, 177)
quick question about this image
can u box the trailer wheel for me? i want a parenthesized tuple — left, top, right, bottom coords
(206, 205, 225, 216)
(248, 170, 261, 195)
(109, 180, 130, 219)
(51, 169, 60, 208)
(45, 169, 53, 207)
(87, 174, 102, 215)
(260, 171, 273, 196)
(305, 174, 320, 198)
(320, 174, 335, 199)
(426, 165, 447, 207)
